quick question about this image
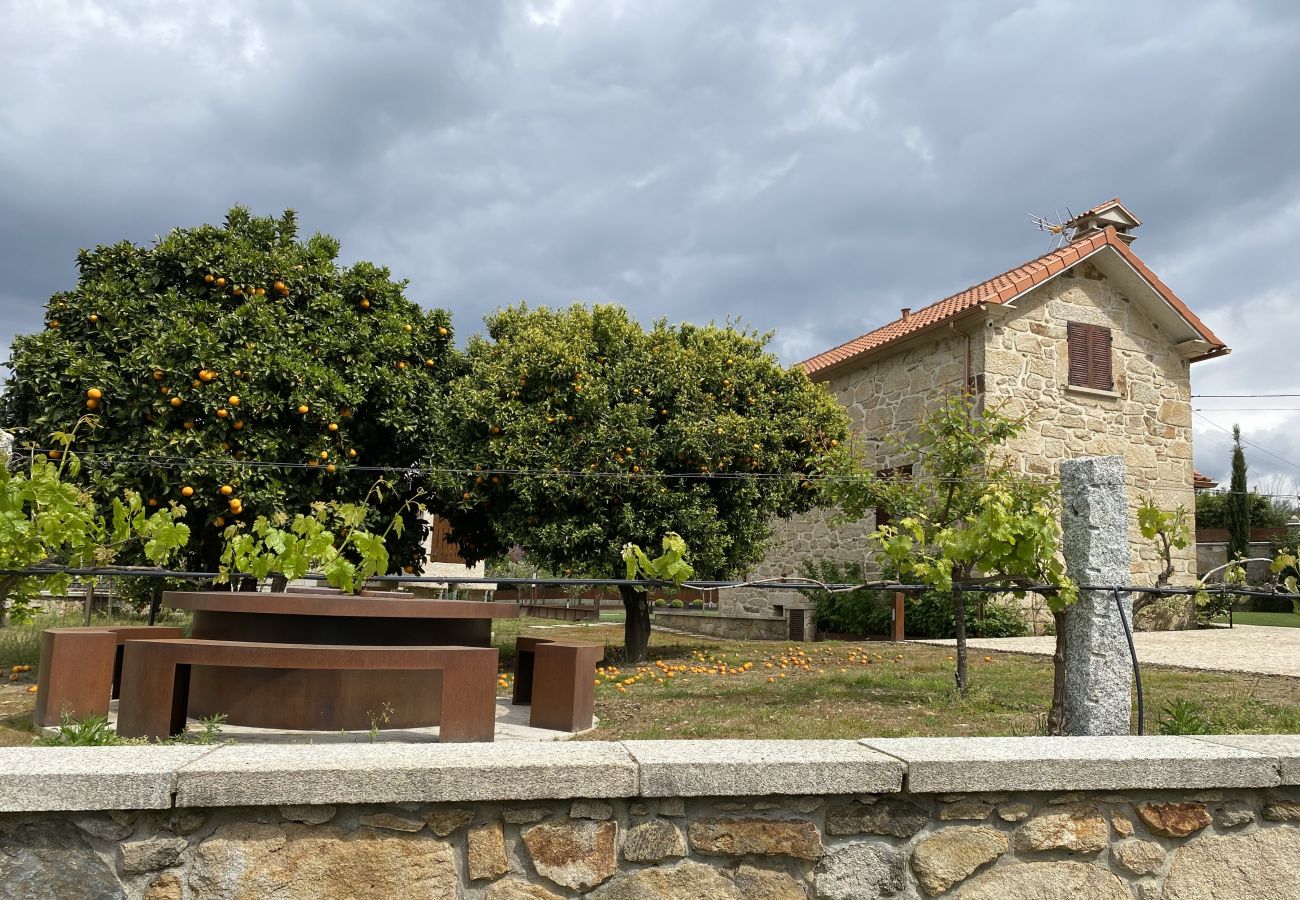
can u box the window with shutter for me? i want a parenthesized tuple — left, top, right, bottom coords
(1066, 321, 1113, 391)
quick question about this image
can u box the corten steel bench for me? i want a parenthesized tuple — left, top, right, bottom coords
(511, 636, 605, 732)
(116, 639, 499, 743)
(34, 626, 184, 727)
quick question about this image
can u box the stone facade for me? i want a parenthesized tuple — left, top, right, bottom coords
(731, 261, 1202, 630)
(5, 785, 1298, 898)
(652, 609, 788, 641)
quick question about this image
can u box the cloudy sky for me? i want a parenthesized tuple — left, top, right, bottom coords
(2, 0, 1297, 491)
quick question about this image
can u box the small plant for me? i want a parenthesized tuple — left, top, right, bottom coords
(1270, 546, 1299, 613)
(622, 532, 695, 589)
(670, 599, 685, 609)
(219, 481, 422, 593)
(1156, 698, 1215, 735)
(35, 712, 122, 746)
(367, 701, 395, 742)
(182, 713, 227, 745)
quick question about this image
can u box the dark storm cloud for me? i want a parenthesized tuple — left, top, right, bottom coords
(2, 0, 1298, 481)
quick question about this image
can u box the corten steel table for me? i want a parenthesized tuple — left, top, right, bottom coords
(161, 590, 519, 730)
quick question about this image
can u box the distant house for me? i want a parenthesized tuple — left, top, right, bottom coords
(728, 200, 1229, 629)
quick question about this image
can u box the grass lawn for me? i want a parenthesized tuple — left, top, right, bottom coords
(493, 618, 1300, 740)
(4, 613, 1297, 745)
(1214, 611, 1300, 628)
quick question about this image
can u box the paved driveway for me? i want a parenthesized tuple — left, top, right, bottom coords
(918, 625, 1300, 678)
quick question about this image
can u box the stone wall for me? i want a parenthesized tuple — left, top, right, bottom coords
(986, 263, 1198, 598)
(2, 736, 1297, 899)
(735, 261, 1202, 629)
(652, 610, 788, 641)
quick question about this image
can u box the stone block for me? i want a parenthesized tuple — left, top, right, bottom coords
(859, 736, 1280, 793)
(687, 816, 822, 859)
(952, 861, 1129, 899)
(175, 742, 637, 807)
(467, 821, 509, 880)
(0, 746, 218, 812)
(814, 842, 904, 900)
(522, 820, 618, 891)
(1162, 826, 1300, 899)
(117, 835, 189, 875)
(912, 827, 1007, 894)
(623, 739, 903, 797)
(1194, 735, 1300, 784)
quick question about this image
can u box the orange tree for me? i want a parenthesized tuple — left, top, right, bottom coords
(0, 207, 460, 571)
(426, 304, 849, 661)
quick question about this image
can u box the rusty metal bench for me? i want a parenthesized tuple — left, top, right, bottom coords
(116, 639, 498, 742)
(34, 626, 185, 727)
(511, 636, 604, 732)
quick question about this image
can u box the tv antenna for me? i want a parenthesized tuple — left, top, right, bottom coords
(1026, 208, 1075, 249)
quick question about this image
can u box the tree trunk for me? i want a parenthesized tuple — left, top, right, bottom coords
(619, 584, 651, 663)
(0, 575, 19, 628)
(953, 584, 967, 694)
(1047, 610, 1068, 735)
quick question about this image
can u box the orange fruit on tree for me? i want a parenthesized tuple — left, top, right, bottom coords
(319, 450, 329, 460)
(181, 486, 194, 497)
(228, 396, 240, 406)
(147, 498, 158, 507)
(232, 419, 244, 430)
(273, 280, 286, 292)
(403, 323, 413, 333)
(152, 370, 164, 381)
(254, 287, 265, 296)
(396, 361, 407, 370)
(215, 277, 226, 287)
(182, 420, 194, 430)
(86, 387, 102, 400)
(85, 398, 98, 410)
(359, 298, 370, 309)
(214, 516, 225, 526)
(88, 314, 99, 323)
(233, 287, 244, 296)
(204, 274, 215, 284)
(216, 408, 229, 418)
(297, 404, 309, 414)
(191, 379, 201, 388)
(219, 484, 233, 496)
(228, 498, 242, 512)
(425, 359, 434, 367)
(308, 459, 320, 468)
(347, 448, 357, 458)
(438, 327, 448, 337)
(327, 422, 338, 432)
(325, 463, 336, 473)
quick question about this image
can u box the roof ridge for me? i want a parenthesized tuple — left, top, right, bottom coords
(798, 227, 1225, 376)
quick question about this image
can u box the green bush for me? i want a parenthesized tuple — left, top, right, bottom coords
(798, 561, 1029, 638)
(670, 599, 685, 609)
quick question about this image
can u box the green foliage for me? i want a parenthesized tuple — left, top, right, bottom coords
(1194, 589, 1236, 626)
(0, 207, 460, 572)
(622, 532, 695, 588)
(827, 396, 1076, 611)
(1137, 496, 1193, 589)
(1157, 698, 1215, 735)
(35, 713, 122, 746)
(905, 591, 1030, 640)
(798, 561, 893, 636)
(1225, 425, 1251, 559)
(427, 304, 848, 581)
(1195, 490, 1287, 529)
(219, 484, 414, 593)
(1271, 546, 1299, 612)
(0, 429, 190, 622)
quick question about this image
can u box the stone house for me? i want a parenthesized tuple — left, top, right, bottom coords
(728, 200, 1229, 629)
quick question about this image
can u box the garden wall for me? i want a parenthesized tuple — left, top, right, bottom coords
(652, 609, 788, 641)
(2, 736, 1298, 898)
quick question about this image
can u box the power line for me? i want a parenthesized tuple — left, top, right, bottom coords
(1193, 411, 1300, 475)
(1193, 393, 1300, 398)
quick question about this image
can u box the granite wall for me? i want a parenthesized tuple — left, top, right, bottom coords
(2, 736, 1297, 899)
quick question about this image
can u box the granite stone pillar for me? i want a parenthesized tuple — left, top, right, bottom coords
(1059, 455, 1134, 736)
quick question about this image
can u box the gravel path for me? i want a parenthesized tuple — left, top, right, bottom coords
(917, 625, 1300, 678)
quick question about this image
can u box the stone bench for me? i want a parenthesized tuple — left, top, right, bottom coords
(511, 636, 604, 732)
(116, 639, 498, 743)
(34, 626, 184, 727)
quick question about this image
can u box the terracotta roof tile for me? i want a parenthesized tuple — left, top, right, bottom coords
(799, 227, 1226, 376)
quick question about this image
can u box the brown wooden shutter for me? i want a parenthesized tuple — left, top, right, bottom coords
(1067, 322, 1112, 391)
(427, 516, 467, 564)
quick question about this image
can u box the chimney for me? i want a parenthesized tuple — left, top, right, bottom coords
(900, 307, 911, 322)
(1064, 198, 1142, 244)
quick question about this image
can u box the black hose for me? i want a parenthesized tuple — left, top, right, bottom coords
(1113, 586, 1143, 735)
